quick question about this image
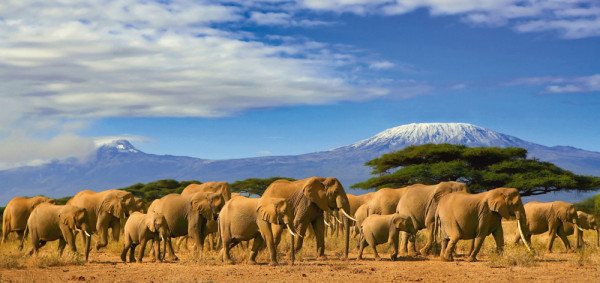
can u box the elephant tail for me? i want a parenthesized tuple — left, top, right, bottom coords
(19, 223, 29, 249)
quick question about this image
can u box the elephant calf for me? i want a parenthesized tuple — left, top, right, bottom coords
(24, 203, 92, 261)
(358, 213, 416, 261)
(219, 196, 297, 266)
(121, 212, 169, 263)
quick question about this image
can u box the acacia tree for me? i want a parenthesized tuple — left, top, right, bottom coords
(352, 144, 600, 196)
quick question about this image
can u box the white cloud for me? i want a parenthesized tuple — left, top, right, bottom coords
(506, 74, 600, 94)
(369, 61, 395, 70)
(258, 150, 273, 155)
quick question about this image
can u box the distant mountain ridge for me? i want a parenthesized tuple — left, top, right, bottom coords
(1, 123, 599, 205)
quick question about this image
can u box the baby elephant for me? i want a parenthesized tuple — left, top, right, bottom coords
(358, 213, 416, 261)
(24, 203, 92, 261)
(121, 212, 169, 263)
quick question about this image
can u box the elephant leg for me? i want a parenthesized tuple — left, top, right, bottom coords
(420, 227, 435, 255)
(111, 220, 121, 242)
(547, 227, 558, 252)
(442, 238, 458, 262)
(390, 230, 399, 261)
(293, 222, 308, 253)
(313, 216, 327, 259)
(167, 236, 178, 261)
(249, 236, 264, 264)
(121, 239, 131, 262)
(16, 230, 25, 251)
(129, 243, 137, 263)
(370, 240, 381, 260)
(467, 236, 486, 262)
(357, 234, 366, 260)
(137, 239, 149, 262)
(492, 226, 505, 254)
(557, 229, 572, 252)
(96, 228, 109, 250)
(407, 233, 419, 256)
(222, 238, 235, 264)
(399, 232, 409, 256)
(58, 237, 67, 256)
(258, 220, 278, 266)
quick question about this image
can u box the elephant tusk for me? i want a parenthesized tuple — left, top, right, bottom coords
(287, 224, 297, 238)
(84, 231, 91, 237)
(517, 219, 532, 252)
(340, 208, 357, 222)
(323, 219, 331, 227)
(161, 235, 165, 241)
(333, 215, 343, 224)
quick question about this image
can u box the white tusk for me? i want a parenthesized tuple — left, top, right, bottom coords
(286, 224, 297, 238)
(85, 231, 91, 237)
(517, 219, 532, 252)
(340, 208, 357, 222)
(161, 235, 165, 241)
(323, 219, 331, 227)
(333, 215, 343, 224)
(578, 226, 584, 232)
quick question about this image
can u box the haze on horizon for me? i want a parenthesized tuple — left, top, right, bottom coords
(0, 1, 599, 170)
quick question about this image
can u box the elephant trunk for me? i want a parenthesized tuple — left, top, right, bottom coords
(335, 195, 352, 259)
(596, 229, 599, 247)
(515, 210, 532, 252)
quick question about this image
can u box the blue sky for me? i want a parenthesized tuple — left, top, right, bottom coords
(0, 1, 599, 168)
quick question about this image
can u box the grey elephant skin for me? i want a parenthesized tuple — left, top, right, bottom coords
(219, 196, 296, 265)
(437, 187, 528, 262)
(25, 203, 92, 261)
(121, 212, 169, 263)
(2, 196, 55, 249)
(357, 213, 416, 261)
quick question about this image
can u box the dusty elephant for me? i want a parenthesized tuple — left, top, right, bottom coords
(147, 191, 224, 260)
(2, 196, 55, 249)
(514, 201, 579, 252)
(24, 203, 93, 261)
(395, 181, 469, 256)
(438, 187, 529, 262)
(573, 211, 599, 248)
(66, 190, 126, 250)
(262, 177, 355, 259)
(121, 212, 170, 263)
(365, 187, 410, 216)
(180, 181, 232, 251)
(219, 196, 297, 265)
(347, 192, 376, 236)
(357, 213, 417, 261)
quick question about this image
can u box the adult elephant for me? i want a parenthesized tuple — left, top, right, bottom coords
(147, 191, 224, 260)
(514, 201, 579, 252)
(66, 190, 126, 250)
(574, 211, 599, 248)
(438, 187, 529, 262)
(262, 176, 355, 259)
(2, 196, 56, 249)
(181, 181, 232, 250)
(347, 192, 376, 236)
(220, 196, 297, 265)
(365, 187, 410, 216)
(396, 181, 469, 255)
(24, 203, 93, 261)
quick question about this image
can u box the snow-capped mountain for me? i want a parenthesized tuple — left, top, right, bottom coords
(1, 123, 599, 204)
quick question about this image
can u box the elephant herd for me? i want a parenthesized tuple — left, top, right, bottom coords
(1, 178, 598, 265)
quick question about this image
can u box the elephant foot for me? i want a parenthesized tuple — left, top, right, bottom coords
(357, 255, 363, 261)
(121, 254, 127, 263)
(248, 260, 257, 265)
(269, 261, 279, 266)
(419, 247, 431, 255)
(317, 254, 328, 261)
(136, 258, 143, 263)
(466, 256, 477, 262)
(129, 259, 137, 263)
(408, 251, 421, 257)
(375, 256, 382, 261)
(390, 254, 398, 261)
(440, 254, 454, 262)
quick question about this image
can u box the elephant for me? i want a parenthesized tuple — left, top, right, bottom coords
(262, 176, 355, 259)
(357, 213, 417, 261)
(347, 192, 376, 236)
(66, 190, 126, 250)
(133, 197, 146, 213)
(365, 187, 410, 216)
(437, 187, 529, 262)
(395, 181, 469, 256)
(514, 201, 579, 252)
(354, 204, 369, 238)
(23, 203, 93, 261)
(219, 196, 297, 265)
(181, 181, 232, 250)
(121, 212, 170, 263)
(147, 191, 224, 260)
(573, 211, 599, 248)
(2, 196, 55, 249)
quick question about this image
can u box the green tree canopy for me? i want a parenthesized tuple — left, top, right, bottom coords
(231, 177, 296, 197)
(120, 179, 201, 202)
(352, 144, 600, 196)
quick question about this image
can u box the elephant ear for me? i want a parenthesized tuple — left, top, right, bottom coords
(257, 198, 280, 225)
(59, 209, 76, 230)
(489, 193, 511, 219)
(146, 214, 157, 233)
(99, 198, 124, 219)
(302, 179, 329, 212)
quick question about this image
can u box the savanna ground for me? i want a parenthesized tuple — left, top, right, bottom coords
(1, 221, 600, 282)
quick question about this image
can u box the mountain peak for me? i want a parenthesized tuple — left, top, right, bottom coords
(342, 122, 530, 151)
(97, 139, 140, 154)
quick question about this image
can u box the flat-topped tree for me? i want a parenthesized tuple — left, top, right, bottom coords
(352, 143, 600, 196)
